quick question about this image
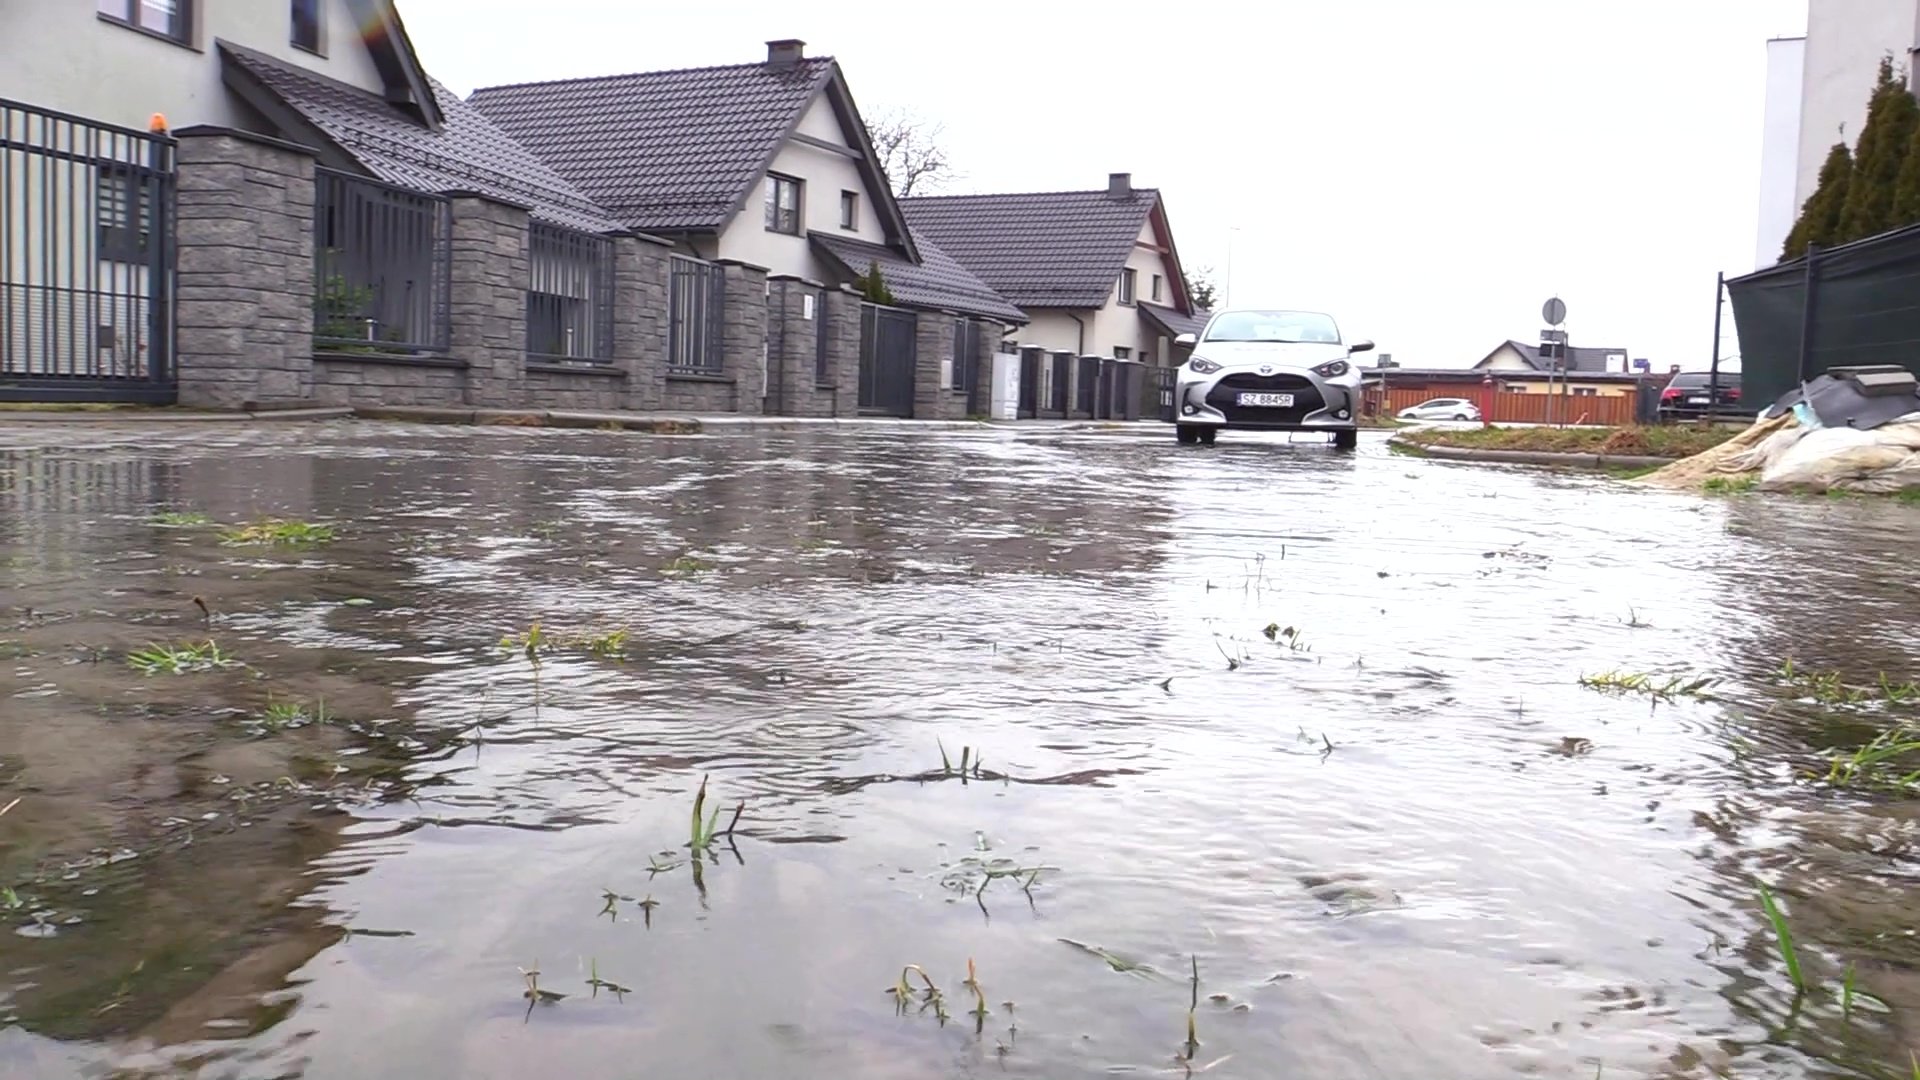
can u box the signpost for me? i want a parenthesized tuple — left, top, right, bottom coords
(1540, 297, 1568, 428)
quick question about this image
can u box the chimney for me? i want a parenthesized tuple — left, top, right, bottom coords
(766, 39, 806, 69)
(1107, 172, 1132, 200)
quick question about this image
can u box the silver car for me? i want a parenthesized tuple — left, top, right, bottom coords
(1172, 309, 1373, 448)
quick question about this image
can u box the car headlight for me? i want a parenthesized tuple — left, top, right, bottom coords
(1187, 356, 1222, 375)
(1313, 359, 1350, 378)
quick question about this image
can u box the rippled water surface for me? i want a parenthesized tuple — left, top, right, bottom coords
(3, 420, 1920, 1080)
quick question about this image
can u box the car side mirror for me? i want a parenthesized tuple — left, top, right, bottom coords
(1174, 333, 1197, 348)
(1348, 340, 1375, 354)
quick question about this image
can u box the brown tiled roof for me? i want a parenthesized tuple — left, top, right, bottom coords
(468, 59, 837, 232)
(810, 232, 1026, 323)
(899, 189, 1160, 309)
(220, 43, 621, 234)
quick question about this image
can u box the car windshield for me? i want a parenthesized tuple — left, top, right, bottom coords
(1204, 310, 1341, 344)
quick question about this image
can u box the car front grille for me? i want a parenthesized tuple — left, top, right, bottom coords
(1205, 372, 1328, 425)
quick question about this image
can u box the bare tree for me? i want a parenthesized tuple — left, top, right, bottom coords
(1183, 267, 1220, 311)
(865, 108, 954, 197)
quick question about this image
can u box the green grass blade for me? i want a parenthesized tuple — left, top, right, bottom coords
(1756, 881, 1807, 994)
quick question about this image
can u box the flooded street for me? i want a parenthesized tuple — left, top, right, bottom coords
(3, 420, 1919, 1079)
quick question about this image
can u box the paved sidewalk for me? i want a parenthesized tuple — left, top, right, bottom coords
(0, 403, 1169, 435)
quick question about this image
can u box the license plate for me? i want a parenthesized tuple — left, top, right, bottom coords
(1688, 396, 1709, 405)
(1236, 392, 1294, 407)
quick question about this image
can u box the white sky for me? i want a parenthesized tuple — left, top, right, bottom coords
(401, 0, 1807, 370)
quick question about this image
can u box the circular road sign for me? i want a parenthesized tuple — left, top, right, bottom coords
(1542, 297, 1567, 326)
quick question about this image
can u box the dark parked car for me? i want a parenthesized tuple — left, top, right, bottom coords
(1658, 371, 1747, 420)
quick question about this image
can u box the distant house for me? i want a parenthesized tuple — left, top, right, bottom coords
(901, 173, 1202, 364)
(467, 41, 1020, 324)
(1471, 340, 1642, 398)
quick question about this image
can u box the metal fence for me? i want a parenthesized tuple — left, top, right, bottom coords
(814, 286, 831, 384)
(857, 302, 916, 416)
(669, 255, 724, 373)
(1076, 356, 1100, 415)
(526, 222, 614, 364)
(313, 168, 451, 354)
(1, 97, 176, 402)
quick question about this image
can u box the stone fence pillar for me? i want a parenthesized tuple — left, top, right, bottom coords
(612, 232, 672, 411)
(443, 192, 530, 408)
(823, 286, 863, 418)
(171, 126, 318, 409)
(913, 310, 960, 420)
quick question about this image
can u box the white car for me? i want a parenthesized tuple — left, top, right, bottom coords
(1171, 309, 1372, 449)
(1397, 397, 1482, 422)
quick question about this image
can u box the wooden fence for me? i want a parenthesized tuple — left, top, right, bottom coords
(1365, 385, 1639, 427)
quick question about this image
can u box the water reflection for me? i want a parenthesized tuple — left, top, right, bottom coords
(0, 421, 1916, 1079)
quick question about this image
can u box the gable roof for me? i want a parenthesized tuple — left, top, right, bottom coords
(220, 43, 621, 234)
(467, 57, 914, 254)
(1482, 339, 1631, 373)
(344, 0, 443, 129)
(811, 232, 1025, 324)
(898, 188, 1164, 309)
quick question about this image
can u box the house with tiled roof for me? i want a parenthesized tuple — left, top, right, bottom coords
(901, 174, 1200, 366)
(467, 41, 1021, 325)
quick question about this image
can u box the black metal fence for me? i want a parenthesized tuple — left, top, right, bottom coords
(952, 317, 983, 413)
(313, 168, 451, 354)
(857, 302, 916, 416)
(1, 97, 176, 402)
(814, 286, 831, 384)
(669, 255, 725, 373)
(1076, 356, 1099, 415)
(526, 222, 614, 364)
(1047, 352, 1072, 415)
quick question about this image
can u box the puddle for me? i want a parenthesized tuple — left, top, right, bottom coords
(1, 420, 1918, 1078)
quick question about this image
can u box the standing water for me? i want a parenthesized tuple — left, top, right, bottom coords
(1, 420, 1918, 1079)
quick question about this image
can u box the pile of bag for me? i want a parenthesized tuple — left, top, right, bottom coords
(1640, 366, 1920, 493)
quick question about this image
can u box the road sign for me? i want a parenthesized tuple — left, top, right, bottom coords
(1540, 329, 1567, 343)
(1542, 297, 1567, 326)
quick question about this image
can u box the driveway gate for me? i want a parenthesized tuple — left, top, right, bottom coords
(1, 98, 177, 403)
(858, 303, 916, 416)
(1155, 365, 1178, 422)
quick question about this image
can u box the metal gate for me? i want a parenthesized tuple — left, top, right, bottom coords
(858, 303, 916, 416)
(952, 318, 986, 416)
(1155, 365, 1178, 422)
(1, 98, 176, 402)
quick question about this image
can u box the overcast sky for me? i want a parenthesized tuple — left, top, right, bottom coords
(402, 0, 1807, 370)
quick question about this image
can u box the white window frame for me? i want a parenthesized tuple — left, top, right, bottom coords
(765, 174, 802, 235)
(839, 190, 858, 231)
(1118, 268, 1137, 306)
(98, 0, 193, 44)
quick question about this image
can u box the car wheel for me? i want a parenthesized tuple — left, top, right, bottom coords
(1332, 428, 1359, 451)
(1198, 427, 1219, 446)
(1175, 425, 1200, 445)
(1452, 414, 1468, 421)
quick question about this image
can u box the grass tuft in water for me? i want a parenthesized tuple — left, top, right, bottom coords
(499, 622, 547, 662)
(259, 696, 331, 733)
(1824, 723, 1920, 793)
(1897, 488, 1920, 505)
(149, 510, 211, 527)
(663, 553, 717, 576)
(1702, 475, 1759, 495)
(1183, 954, 1201, 1061)
(582, 628, 629, 659)
(888, 964, 949, 1024)
(1756, 881, 1807, 996)
(585, 957, 631, 1001)
(688, 774, 743, 852)
(218, 519, 336, 547)
(127, 640, 232, 676)
(1577, 670, 1714, 701)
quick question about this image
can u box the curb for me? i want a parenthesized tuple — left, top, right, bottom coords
(0, 407, 353, 423)
(1389, 438, 1674, 470)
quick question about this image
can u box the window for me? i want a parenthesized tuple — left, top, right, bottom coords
(291, 0, 323, 53)
(840, 190, 858, 231)
(96, 165, 153, 264)
(1503, 385, 1528, 393)
(98, 0, 192, 43)
(1151, 274, 1163, 302)
(1113, 346, 1132, 360)
(765, 174, 801, 234)
(1572, 387, 1598, 397)
(1118, 268, 1137, 306)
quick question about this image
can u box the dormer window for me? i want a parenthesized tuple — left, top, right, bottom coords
(291, 0, 323, 54)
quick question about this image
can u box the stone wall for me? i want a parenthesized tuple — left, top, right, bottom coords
(173, 127, 317, 410)
(167, 133, 979, 419)
(313, 356, 471, 407)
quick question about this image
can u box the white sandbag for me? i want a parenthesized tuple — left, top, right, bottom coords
(1724, 421, 1810, 474)
(1758, 422, 1920, 491)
